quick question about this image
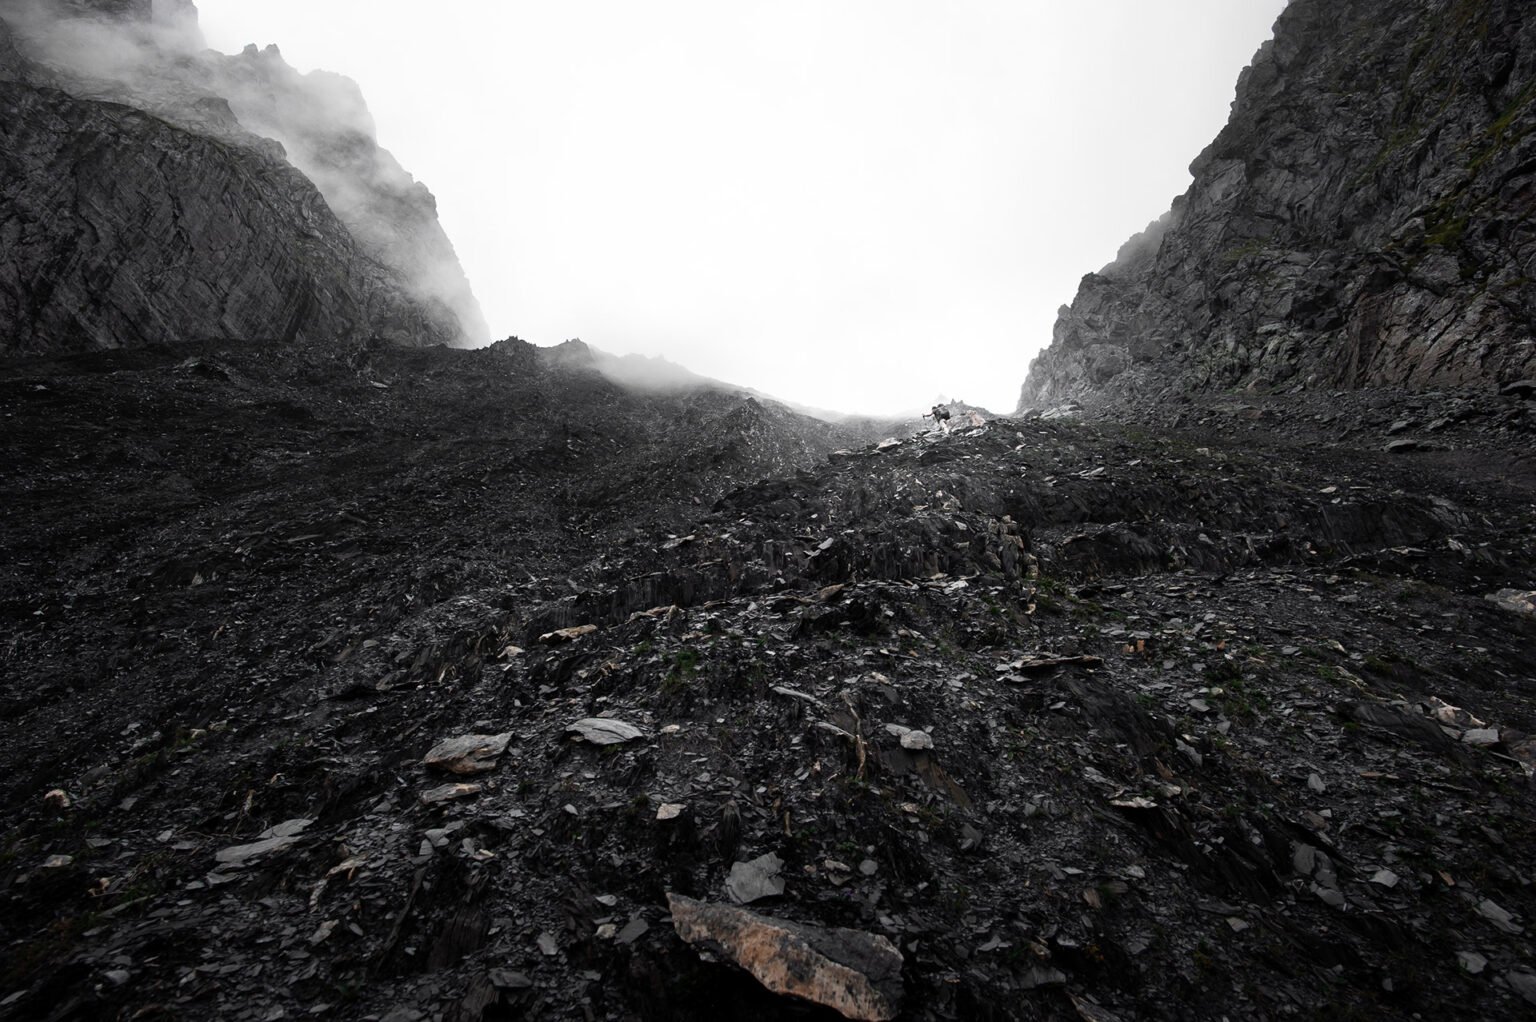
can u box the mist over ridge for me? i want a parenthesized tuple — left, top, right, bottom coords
(192, 0, 1292, 417)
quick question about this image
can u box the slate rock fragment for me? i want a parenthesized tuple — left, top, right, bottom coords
(1507, 969, 1536, 1006)
(1341, 701, 1467, 759)
(1485, 589, 1536, 617)
(423, 733, 512, 774)
(566, 718, 645, 745)
(726, 852, 786, 904)
(1478, 898, 1523, 935)
(1457, 951, 1487, 975)
(539, 624, 598, 644)
(420, 782, 484, 805)
(667, 893, 903, 1020)
(215, 818, 314, 867)
(616, 915, 650, 944)
(488, 969, 534, 990)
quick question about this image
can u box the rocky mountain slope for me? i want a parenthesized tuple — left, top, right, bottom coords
(2, 336, 1534, 1021)
(1020, 0, 1536, 410)
(3, 1, 1536, 1019)
(0, 0, 486, 355)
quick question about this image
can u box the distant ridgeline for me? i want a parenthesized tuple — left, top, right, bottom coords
(0, 0, 488, 355)
(1020, 0, 1536, 410)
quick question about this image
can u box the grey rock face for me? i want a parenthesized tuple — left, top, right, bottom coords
(0, 0, 486, 355)
(0, 82, 448, 351)
(1020, 0, 1536, 410)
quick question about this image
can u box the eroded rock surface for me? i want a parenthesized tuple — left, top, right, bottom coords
(1021, 0, 1536, 410)
(0, 0, 484, 354)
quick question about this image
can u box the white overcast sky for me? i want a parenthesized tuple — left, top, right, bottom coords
(195, 1, 1286, 416)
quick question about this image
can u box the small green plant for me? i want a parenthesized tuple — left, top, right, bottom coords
(661, 647, 701, 695)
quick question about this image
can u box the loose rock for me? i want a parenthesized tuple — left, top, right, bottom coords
(667, 893, 903, 1020)
(566, 718, 645, 745)
(215, 818, 314, 867)
(539, 624, 598, 644)
(726, 852, 786, 904)
(422, 733, 512, 774)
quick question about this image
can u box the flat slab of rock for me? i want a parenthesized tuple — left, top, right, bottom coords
(726, 852, 786, 904)
(1499, 380, 1536, 398)
(1462, 727, 1500, 747)
(539, 624, 597, 644)
(566, 718, 645, 745)
(1486, 589, 1536, 617)
(216, 818, 313, 867)
(423, 732, 512, 774)
(998, 653, 1104, 674)
(667, 893, 902, 1020)
(420, 781, 484, 804)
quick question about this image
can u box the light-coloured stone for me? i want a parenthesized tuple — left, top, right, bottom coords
(1486, 590, 1536, 617)
(419, 782, 484, 805)
(566, 718, 645, 745)
(422, 733, 512, 774)
(668, 893, 902, 1020)
(726, 852, 786, 904)
(1478, 898, 1523, 935)
(539, 624, 598, 644)
(1507, 969, 1536, 1006)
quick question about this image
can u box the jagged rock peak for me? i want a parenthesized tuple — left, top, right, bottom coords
(1019, 0, 1536, 413)
(0, 0, 489, 354)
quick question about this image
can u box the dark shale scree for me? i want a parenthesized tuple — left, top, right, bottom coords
(2, 0, 1535, 1020)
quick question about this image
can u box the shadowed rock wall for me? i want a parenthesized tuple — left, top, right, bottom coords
(0, 0, 487, 355)
(1020, 0, 1536, 409)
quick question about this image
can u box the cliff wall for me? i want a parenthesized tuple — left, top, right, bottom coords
(1020, 0, 1536, 409)
(0, 0, 487, 354)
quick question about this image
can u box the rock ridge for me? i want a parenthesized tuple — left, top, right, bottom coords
(0, 0, 487, 355)
(1020, 0, 1536, 411)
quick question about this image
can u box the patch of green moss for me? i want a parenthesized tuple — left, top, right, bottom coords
(1218, 239, 1267, 267)
(1425, 215, 1468, 248)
